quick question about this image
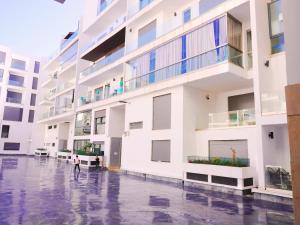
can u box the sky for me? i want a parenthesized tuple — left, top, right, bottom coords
(0, 0, 83, 59)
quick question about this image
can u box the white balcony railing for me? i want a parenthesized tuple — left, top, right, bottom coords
(208, 108, 256, 129)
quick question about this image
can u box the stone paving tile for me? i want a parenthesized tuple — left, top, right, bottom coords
(0, 156, 294, 225)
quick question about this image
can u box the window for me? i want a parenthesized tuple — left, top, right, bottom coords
(3, 106, 23, 122)
(130, 122, 143, 129)
(6, 91, 22, 104)
(151, 140, 171, 162)
(0, 51, 6, 65)
(8, 74, 24, 87)
(95, 110, 106, 135)
(73, 139, 90, 152)
(268, 0, 284, 54)
(1, 125, 10, 138)
(183, 8, 191, 23)
(34, 61, 40, 74)
(4, 142, 20, 151)
(104, 84, 110, 99)
(28, 110, 35, 123)
(138, 20, 156, 47)
(0, 69, 3, 82)
(153, 94, 171, 130)
(75, 111, 91, 136)
(30, 94, 36, 106)
(94, 141, 104, 155)
(11, 59, 26, 70)
(32, 77, 38, 90)
(199, 0, 226, 15)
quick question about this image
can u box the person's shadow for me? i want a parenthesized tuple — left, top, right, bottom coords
(74, 170, 80, 181)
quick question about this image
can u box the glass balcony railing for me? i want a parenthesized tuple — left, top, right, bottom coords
(261, 93, 286, 115)
(40, 105, 73, 120)
(80, 47, 125, 78)
(80, 15, 126, 55)
(208, 108, 256, 129)
(265, 165, 292, 191)
(56, 82, 74, 93)
(125, 45, 243, 92)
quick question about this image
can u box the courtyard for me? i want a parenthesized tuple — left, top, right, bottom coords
(0, 156, 294, 225)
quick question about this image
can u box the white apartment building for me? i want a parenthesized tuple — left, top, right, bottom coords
(0, 45, 44, 155)
(38, 0, 292, 198)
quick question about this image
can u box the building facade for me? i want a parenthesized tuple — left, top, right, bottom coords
(38, 0, 291, 198)
(0, 46, 44, 155)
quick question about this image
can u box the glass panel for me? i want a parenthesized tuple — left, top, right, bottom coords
(183, 8, 191, 23)
(271, 34, 284, 54)
(32, 77, 38, 90)
(0, 69, 4, 82)
(6, 91, 22, 104)
(1, 125, 9, 138)
(8, 74, 24, 87)
(11, 59, 26, 70)
(199, 0, 227, 15)
(266, 166, 292, 191)
(247, 30, 253, 69)
(75, 111, 91, 136)
(28, 110, 35, 123)
(3, 106, 23, 122)
(34, 61, 40, 74)
(268, 0, 284, 37)
(30, 94, 37, 106)
(4, 142, 20, 151)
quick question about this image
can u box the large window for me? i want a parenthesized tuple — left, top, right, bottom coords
(3, 106, 23, 122)
(138, 20, 156, 47)
(151, 140, 171, 162)
(153, 94, 171, 130)
(34, 61, 40, 74)
(32, 77, 38, 90)
(95, 110, 106, 135)
(4, 142, 20, 151)
(8, 74, 24, 87)
(28, 110, 35, 123)
(30, 94, 36, 106)
(1, 125, 10, 138)
(73, 139, 90, 152)
(268, 0, 284, 54)
(11, 59, 26, 70)
(0, 51, 6, 65)
(6, 91, 22, 104)
(75, 111, 91, 136)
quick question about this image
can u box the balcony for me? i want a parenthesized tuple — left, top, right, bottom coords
(78, 90, 123, 106)
(80, 46, 125, 78)
(56, 82, 74, 94)
(81, 15, 126, 56)
(208, 108, 256, 129)
(125, 45, 243, 92)
(40, 105, 73, 120)
(60, 30, 78, 51)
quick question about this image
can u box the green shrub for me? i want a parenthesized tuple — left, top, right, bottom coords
(76, 149, 97, 156)
(59, 149, 72, 153)
(189, 158, 247, 167)
(37, 148, 47, 151)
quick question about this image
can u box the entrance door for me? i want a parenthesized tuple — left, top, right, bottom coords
(110, 137, 122, 168)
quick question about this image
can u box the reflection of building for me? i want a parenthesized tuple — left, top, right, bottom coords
(0, 46, 45, 155)
(38, 0, 292, 199)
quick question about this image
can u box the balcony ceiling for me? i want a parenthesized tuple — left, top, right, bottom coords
(82, 27, 126, 62)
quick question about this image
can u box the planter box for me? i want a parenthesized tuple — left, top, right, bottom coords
(34, 149, 49, 157)
(57, 152, 72, 161)
(183, 163, 255, 190)
(73, 155, 97, 167)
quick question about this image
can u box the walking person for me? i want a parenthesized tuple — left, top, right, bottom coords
(95, 155, 100, 169)
(74, 155, 80, 172)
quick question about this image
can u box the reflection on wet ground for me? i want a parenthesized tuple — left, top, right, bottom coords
(0, 156, 294, 225)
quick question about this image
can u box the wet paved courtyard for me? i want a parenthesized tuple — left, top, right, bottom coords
(0, 156, 294, 225)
